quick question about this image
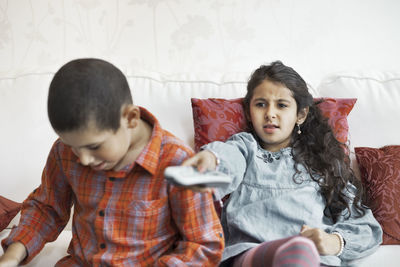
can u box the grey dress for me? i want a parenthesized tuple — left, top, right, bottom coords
(204, 132, 382, 266)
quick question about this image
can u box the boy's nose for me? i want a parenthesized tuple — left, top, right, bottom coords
(77, 150, 94, 166)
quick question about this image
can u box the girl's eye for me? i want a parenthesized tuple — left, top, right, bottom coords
(278, 103, 288, 108)
(255, 102, 265, 107)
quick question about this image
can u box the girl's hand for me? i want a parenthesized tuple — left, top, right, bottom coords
(300, 225, 342, 256)
(180, 150, 218, 192)
(182, 150, 218, 172)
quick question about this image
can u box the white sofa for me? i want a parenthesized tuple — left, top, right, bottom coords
(1, 0, 400, 265)
(0, 70, 399, 266)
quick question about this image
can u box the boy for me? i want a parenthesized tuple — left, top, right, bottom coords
(0, 58, 224, 266)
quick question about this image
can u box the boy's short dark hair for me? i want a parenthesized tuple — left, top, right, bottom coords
(48, 58, 133, 132)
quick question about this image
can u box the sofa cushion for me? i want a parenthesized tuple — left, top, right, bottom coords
(0, 195, 21, 231)
(191, 97, 356, 151)
(355, 145, 400, 245)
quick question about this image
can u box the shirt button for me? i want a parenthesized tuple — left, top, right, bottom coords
(99, 210, 105, 217)
(109, 177, 116, 181)
(100, 243, 106, 249)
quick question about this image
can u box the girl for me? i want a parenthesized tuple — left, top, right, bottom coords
(183, 61, 382, 267)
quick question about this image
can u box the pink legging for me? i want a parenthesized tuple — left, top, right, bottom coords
(232, 236, 320, 267)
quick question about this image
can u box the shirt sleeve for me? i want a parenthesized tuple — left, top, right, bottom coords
(202, 132, 251, 200)
(155, 186, 224, 266)
(325, 184, 383, 262)
(154, 141, 224, 266)
(1, 141, 73, 264)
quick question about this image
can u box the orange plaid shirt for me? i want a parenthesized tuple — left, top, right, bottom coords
(2, 107, 224, 266)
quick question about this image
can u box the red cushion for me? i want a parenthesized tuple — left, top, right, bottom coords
(0, 195, 21, 231)
(192, 97, 356, 151)
(355, 145, 400, 245)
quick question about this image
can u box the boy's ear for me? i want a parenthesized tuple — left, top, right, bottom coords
(122, 105, 140, 128)
(297, 107, 309, 125)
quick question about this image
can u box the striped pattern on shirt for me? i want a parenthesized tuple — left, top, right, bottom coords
(2, 107, 224, 266)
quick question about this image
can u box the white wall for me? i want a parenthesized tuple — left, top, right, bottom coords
(0, 0, 399, 86)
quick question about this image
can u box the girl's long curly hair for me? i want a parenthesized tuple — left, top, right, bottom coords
(243, 61, 366, 222)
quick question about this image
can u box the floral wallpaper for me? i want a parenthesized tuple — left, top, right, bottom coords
(0, 0, 399, 85)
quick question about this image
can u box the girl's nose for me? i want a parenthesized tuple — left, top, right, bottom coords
(265, 106, 277, 120)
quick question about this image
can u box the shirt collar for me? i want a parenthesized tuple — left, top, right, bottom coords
(105, 106, 163, 178)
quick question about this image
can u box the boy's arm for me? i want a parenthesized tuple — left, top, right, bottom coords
(0, 242, 27, 266)
(156, 186, 224, 266)
(1, 141, 73, 264)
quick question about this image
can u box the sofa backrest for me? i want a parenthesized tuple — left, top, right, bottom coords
(317, 71, 400, 149)
(316, 71, 400, 177)
(0, 72, 252, 203)
(1, 71, 399, 231)
(128, 73, 249, 148)
(1, 71, 399, 203)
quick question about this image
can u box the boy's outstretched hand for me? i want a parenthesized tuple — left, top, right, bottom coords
(182, 150, 218, 172)
(300, 225, 342, 256)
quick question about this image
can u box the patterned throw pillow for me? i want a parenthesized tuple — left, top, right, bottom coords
(355, 145, 400, 245)
(191, 97, 357, 151)
(0, 195, 21, 231)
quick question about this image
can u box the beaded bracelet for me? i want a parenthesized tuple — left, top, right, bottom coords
(332, 231, 345, 256)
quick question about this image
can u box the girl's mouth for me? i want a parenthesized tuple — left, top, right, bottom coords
(263, 124, 278, 133)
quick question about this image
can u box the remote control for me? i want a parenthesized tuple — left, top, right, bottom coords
(164, 166, 232, 188)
